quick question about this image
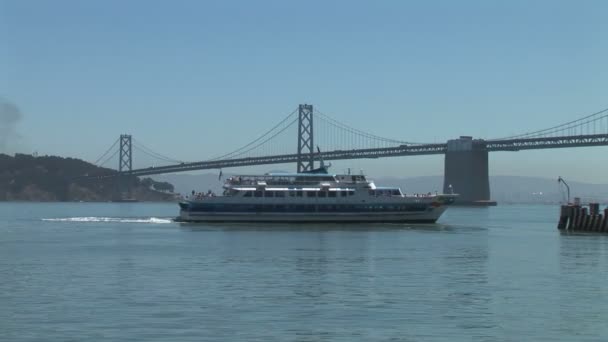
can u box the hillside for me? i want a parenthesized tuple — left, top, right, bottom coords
(0, 153, 175, 202)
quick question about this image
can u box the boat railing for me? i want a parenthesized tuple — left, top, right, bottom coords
(227, 179, 339, 187)
(404, 192, 438, 198)
(187, 191, 220, 200)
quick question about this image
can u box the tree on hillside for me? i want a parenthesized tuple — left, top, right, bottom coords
(141, 177, 154, 189)
(153, 181, 174, 193)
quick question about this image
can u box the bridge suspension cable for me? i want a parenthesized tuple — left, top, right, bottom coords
(93, 138, 119, 166)
(97, 148, 119, 168)
(132, 138, 185, 164)
(104, 103, 608, 177)
(314, 108, 430, 149)
(126, 106, 438, 169)
(495, 107, 608, 140)
(207, 108, 299, 161)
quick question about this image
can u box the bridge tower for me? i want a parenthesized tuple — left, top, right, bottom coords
(443, 136, 494, 205)
(119, 134, 132, 173)
(297, 104, 314, 173)
(117, 134, 133, 200)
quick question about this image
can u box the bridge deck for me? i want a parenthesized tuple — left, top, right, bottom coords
(100, 134, 608, 177)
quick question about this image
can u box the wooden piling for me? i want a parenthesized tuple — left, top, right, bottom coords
(590, 203, 600, 215)
(567, 206, 577, 230)
(589, 204, 600, 231)
(557, 204, 608, 233)
(576, 208, 585, 229)
(590, 215, 599, 231)
(558, 205, 568, 230)
(582, 208, 590, 230)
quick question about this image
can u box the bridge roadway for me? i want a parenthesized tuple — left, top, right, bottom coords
(117, 134, 608, 177)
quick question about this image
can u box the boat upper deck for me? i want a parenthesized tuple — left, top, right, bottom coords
(225, 173, 369, 187)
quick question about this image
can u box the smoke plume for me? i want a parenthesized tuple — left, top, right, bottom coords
(0, 98, 23, 153)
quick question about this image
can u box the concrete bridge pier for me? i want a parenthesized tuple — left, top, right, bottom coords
(443, 136, 496, 206)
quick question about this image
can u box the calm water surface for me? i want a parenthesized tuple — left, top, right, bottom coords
(1, 202, 608, 341)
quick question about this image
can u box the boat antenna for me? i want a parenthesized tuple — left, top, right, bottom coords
(558, 176, 570, 204)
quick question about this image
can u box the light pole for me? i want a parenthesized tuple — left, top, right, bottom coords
(558, 176, 570, 204)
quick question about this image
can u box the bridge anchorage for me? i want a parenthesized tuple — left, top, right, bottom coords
(443, 137, 492, 206)
(94, 105, 608, 205)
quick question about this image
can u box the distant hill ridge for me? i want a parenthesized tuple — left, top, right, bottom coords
(0, 153, 174, 201)
(153, 173, 608, 204)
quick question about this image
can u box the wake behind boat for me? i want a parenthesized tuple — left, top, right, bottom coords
(177, 166, 457, 223)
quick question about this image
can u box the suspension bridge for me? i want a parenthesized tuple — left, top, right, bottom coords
(91, 104, 608, 204)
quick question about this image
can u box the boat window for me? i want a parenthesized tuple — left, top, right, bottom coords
(328, 191, 336, 198)
(254, 191, 263, 198)
(306, 191, 316, 198)
(341, 191, 347, 197)
(244, 191, 252, 197)
(265, 191, 275, 197)
(368, 190, 375, 196)
(276, 191, 285, 197)
(392, 189, 401, 196)
(297, 191, 303, 197)
(318, 191, 327, 198)
(348, 191, 355, 196)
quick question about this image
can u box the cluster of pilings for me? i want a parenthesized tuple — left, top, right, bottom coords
(558, 203, 608, 232)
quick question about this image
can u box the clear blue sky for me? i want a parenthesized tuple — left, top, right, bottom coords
(2, 0, 607, 182)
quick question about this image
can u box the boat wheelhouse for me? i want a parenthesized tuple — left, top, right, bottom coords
(178, 170, 457, 223)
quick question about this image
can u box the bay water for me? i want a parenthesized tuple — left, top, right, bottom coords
(1, 202, 607, 341)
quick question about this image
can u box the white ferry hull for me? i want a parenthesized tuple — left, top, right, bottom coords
(178, 207, 447, 223)
(178, 170, 457, 224)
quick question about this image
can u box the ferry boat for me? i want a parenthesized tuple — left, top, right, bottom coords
(177, 166, 457, 223)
